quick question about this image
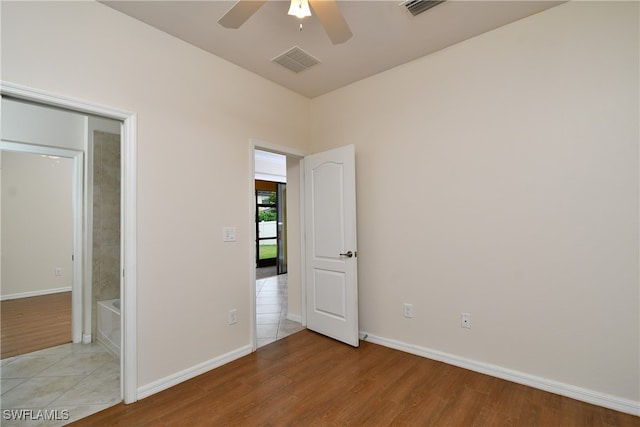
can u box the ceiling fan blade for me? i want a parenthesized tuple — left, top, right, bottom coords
(218, 0, 267, 29)
(309, 0, 352, 45)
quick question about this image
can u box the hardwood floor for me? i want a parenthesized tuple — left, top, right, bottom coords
(0, 292, 72, 359)
(71, 329, 639, 426)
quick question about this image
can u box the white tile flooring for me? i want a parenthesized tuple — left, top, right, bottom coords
(256, 273, 304, 348)
(0, 342, 120, 426)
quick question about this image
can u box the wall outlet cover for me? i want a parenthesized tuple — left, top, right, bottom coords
(403, 303, 413, 318)
(461, 313, 471, 329)
(228, 309, 238, 325)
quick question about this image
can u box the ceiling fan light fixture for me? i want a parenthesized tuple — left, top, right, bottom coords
(288, 0, 312, 19)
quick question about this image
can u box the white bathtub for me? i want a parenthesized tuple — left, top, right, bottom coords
(97, 298, 121, 357)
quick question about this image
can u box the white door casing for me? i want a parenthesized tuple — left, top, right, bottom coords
(304, 144, 358, 347)
(1, 81, 138, 404)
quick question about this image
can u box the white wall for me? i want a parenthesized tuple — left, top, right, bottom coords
(310, 1, 639, 406)
(1, 151, 74, 298)
(255, 150, 286, 183)
(1, 0, 309, 390)
(3, 0, 638, 412)
(1, 98, 87, 150)
(0, 99, 86, 299)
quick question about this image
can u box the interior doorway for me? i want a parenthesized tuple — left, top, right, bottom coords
(254, 150, 287, 277)
(0, 147, 76, 358)
(1, 82, 138, 406)
(0, 98, 125, 421)
(255, 180, 287, 274)
(254, 148, 304, 347)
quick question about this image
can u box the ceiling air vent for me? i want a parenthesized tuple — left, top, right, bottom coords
(272, 46, 320, 73)
(401, 0, 445, 17)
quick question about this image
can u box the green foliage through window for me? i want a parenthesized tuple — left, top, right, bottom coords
(258, 210, 276, 222)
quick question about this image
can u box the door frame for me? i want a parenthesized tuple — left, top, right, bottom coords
(250, 139, 307, 351)
(1, 81, 138, 404)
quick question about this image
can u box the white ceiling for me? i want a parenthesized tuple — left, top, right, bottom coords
(102, 0, 562, 98)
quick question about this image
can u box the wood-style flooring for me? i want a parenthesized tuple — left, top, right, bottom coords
(70, 329, 639, 426)
(0, 292, 72, 359)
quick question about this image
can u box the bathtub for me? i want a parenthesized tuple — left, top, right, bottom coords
(97, 298, 121, 357)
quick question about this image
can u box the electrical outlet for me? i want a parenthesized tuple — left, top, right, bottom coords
(228, 309, 238, 325)
(461, 313, 471, 329)
(403, 303, 413, 318)
(54, 267, 62, 276)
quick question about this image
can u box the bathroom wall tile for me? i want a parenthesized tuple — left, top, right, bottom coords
(91, 131, 121, 337)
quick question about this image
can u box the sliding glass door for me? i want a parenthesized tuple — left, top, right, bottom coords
(255, 181, 287, 273)
(276, 183, 287, 275)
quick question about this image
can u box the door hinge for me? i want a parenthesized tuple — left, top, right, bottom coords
(72, 254, 75, 261)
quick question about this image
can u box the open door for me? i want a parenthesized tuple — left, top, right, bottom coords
(304, 145, 358, 347)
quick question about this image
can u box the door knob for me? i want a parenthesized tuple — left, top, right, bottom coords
(339, 251, 353, 258)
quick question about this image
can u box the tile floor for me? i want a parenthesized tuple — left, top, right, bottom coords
(256, 273, 304, 348)
(0, 342, 120, 426)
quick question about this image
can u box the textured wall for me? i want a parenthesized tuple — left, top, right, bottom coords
(91, 131, 121, 337)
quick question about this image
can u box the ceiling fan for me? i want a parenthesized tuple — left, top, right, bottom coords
(218, 0, 352, 45)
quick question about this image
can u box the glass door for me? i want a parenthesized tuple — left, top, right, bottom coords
(256, 187, 277, 268)
(255, 180, 287, 272)
(276, 183, 287, 274)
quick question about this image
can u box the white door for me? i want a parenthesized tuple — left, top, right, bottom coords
(304, 145, 358, 347)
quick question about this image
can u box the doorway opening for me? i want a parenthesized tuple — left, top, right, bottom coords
(254, 150, 287, 279)
(0, 97, 125, 420)
(0, 147, 77, 358)
(255, 180, 287, 274)
(254, 148, 303, 347)
(1, 81, 138, 411)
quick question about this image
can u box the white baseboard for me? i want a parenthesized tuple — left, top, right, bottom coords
(1, 286, 72, 301)
(361, 331, 640, 417)
(286, 313, 302, 323)
(82, 334, 92, 344)
(137, 345, 252, 400)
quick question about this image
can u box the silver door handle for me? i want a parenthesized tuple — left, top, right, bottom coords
(339, 251, 354, 258)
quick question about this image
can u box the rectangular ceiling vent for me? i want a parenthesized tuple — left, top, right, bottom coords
(401, 0, 445, 17)
(272, 46, 320, 73)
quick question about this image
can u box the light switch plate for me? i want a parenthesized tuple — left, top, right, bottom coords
(223, 227, 236, 242)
